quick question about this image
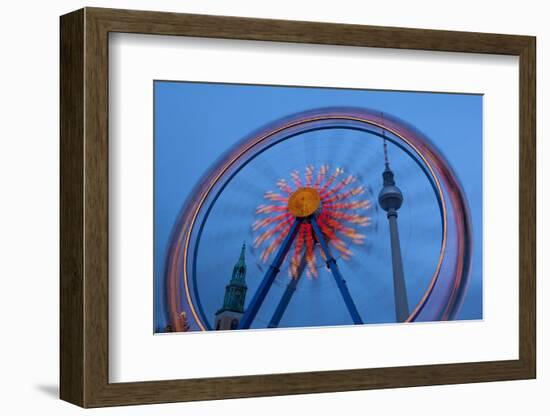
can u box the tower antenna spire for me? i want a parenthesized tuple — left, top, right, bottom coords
(381, 112, 390, 170)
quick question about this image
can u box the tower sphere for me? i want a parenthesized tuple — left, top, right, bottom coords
(378, 184, 403, 212)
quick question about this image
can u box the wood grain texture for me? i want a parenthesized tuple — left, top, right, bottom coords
(518, 38, 536, 376)
(59, 7, 537, 408)
(59, 8, 84, 407)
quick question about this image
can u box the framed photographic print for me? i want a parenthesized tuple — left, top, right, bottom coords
(60, 7, 536, 407)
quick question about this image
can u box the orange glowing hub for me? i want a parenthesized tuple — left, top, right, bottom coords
(253, 165, 371, 278)
(287, 187, 321, 218)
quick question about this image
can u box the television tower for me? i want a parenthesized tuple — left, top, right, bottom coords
(378, 135, 410, 322)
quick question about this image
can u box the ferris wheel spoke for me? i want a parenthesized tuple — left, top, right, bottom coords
(355, 155, 384, 180)
(342, 136, 377, 172)
(230, 177, 270, 199)
(238, 218, 301, 329)
(310, 216, 364, 325)
(267, 252, 308, 328)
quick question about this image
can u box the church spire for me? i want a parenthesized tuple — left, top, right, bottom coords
(238, 242, 246, 268)
(215, 243, 249, 326)
(231, 242, 247, 285)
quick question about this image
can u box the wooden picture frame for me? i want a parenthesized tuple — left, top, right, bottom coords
(60, 7, 536, 408)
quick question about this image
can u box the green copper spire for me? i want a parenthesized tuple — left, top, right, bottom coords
(217, 243, 248, 314)
(230, 243, 247, 285)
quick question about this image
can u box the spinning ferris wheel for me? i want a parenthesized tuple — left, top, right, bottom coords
(163, 108, 473, 332)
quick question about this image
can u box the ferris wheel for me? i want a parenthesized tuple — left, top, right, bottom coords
(163, 108, 473, 332)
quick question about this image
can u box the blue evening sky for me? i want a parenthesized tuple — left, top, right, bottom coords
(154, 81, 482, 331)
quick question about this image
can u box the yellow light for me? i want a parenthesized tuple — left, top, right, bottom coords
(287, 187, 321, 218)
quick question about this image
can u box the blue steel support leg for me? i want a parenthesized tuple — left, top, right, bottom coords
(310, 217, 364, 325)
(267, 253, 307, 328)
(238, 219, 301, 329)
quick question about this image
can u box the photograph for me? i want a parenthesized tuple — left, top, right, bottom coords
(153, 81, 483, 333)
(6, 2, 533, 411)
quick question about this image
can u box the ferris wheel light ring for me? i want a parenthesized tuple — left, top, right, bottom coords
(164, 109, 472, 331)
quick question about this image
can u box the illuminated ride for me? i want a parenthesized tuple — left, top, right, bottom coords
(163, 108, 473, 332)
(250, 165, 372, 328)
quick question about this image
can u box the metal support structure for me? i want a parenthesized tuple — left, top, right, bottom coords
(387, 209, 410, 322)
(267, 253, 307, 328)
(238, 219, 301, 329)
(310, 217, 364, 325)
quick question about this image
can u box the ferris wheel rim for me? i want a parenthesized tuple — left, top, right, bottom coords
(165, 110, 471, 331)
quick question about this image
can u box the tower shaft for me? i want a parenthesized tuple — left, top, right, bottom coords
(378, 137, 410, 323)
(387, 209, 409, 322)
